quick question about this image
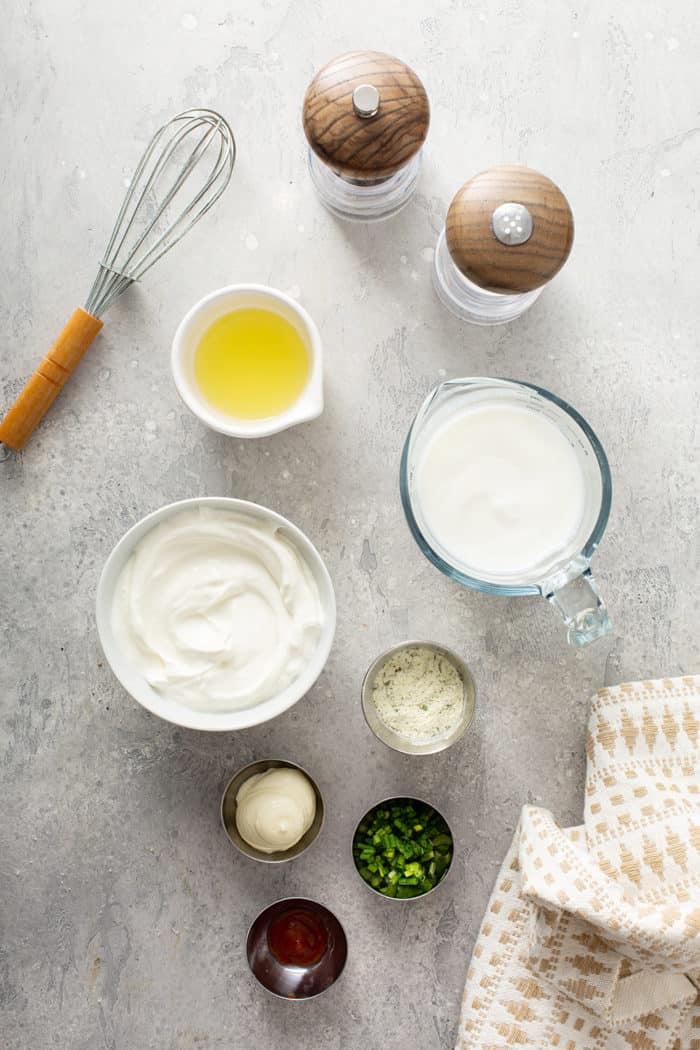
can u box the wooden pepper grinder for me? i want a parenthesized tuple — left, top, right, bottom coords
(302, 51, 430, 222)
(433, 166, 574, 324)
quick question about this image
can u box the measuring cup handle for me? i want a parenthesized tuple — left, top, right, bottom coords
(545, 568, 612, 647)
(0, 308, 103, 451)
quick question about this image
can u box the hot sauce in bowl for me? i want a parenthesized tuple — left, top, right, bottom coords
(267, 907, 328, 967)
(246, 897, 347, 999)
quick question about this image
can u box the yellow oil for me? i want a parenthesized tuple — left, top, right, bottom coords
(194, 307, 310, 419)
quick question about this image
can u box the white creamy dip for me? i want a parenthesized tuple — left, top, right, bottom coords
(414, 402, 586, 579)
(235, 767, 317, 854)
(111, 507, 323, 712)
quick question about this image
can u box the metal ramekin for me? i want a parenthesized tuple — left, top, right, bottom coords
(221, 758, 324, 863)
(246, 896, 348, 999)
(351, 794, 455, 903)
(361, 640, 476, 755)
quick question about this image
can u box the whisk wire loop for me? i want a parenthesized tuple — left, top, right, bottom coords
(85, 108, 235, 318)
(110, 115, 216, 276)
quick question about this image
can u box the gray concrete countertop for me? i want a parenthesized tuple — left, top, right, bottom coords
(1, 3, 698, 1048)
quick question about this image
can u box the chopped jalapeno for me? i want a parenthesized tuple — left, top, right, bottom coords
(353, 798, 453, 898)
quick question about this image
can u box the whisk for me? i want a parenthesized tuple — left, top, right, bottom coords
(0, 108, 235, 452)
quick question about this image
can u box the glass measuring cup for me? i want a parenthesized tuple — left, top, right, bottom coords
(400, 378, 613, 647)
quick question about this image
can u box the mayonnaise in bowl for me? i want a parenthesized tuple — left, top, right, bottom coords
(110, 505, 326, 714)
(235, 767, 317, 854)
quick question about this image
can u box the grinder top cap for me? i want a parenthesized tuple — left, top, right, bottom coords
(303, 50, 430, 181)
(445, 166, 574, 294)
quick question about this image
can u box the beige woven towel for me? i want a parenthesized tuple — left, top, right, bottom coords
(456, 675, 700, 1050)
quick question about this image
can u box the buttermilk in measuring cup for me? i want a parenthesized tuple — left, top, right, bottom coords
(414, 400, 586, 578)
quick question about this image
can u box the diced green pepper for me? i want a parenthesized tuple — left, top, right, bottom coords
(353, 798, 453, 898)
(397, 885, 423, 899)
(432, 833, 452, 848)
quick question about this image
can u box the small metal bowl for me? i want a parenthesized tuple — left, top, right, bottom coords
(221, 758, 324, 863)
(361, 640, 476, 755)
(246, 897, 347, 1000)
(351, 794, 454, 902)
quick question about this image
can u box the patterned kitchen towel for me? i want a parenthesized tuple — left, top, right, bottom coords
(456, 675, 700, 1050)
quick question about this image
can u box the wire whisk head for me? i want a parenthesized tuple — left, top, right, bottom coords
(86, 108, 235, 318)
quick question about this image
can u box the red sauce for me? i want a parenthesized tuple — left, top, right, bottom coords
(267, 907, 328, 967)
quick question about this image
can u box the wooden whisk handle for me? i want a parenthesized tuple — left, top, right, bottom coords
(0, 308, 103, 451)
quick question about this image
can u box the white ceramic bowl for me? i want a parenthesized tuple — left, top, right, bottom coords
(171, 284, 324, 438)
(96, 497, 336, 731)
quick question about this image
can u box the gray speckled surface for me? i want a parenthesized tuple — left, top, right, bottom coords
(1, 3, 699, 1048)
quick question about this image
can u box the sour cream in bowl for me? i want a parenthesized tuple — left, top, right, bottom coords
(96, 498, 336, 731)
